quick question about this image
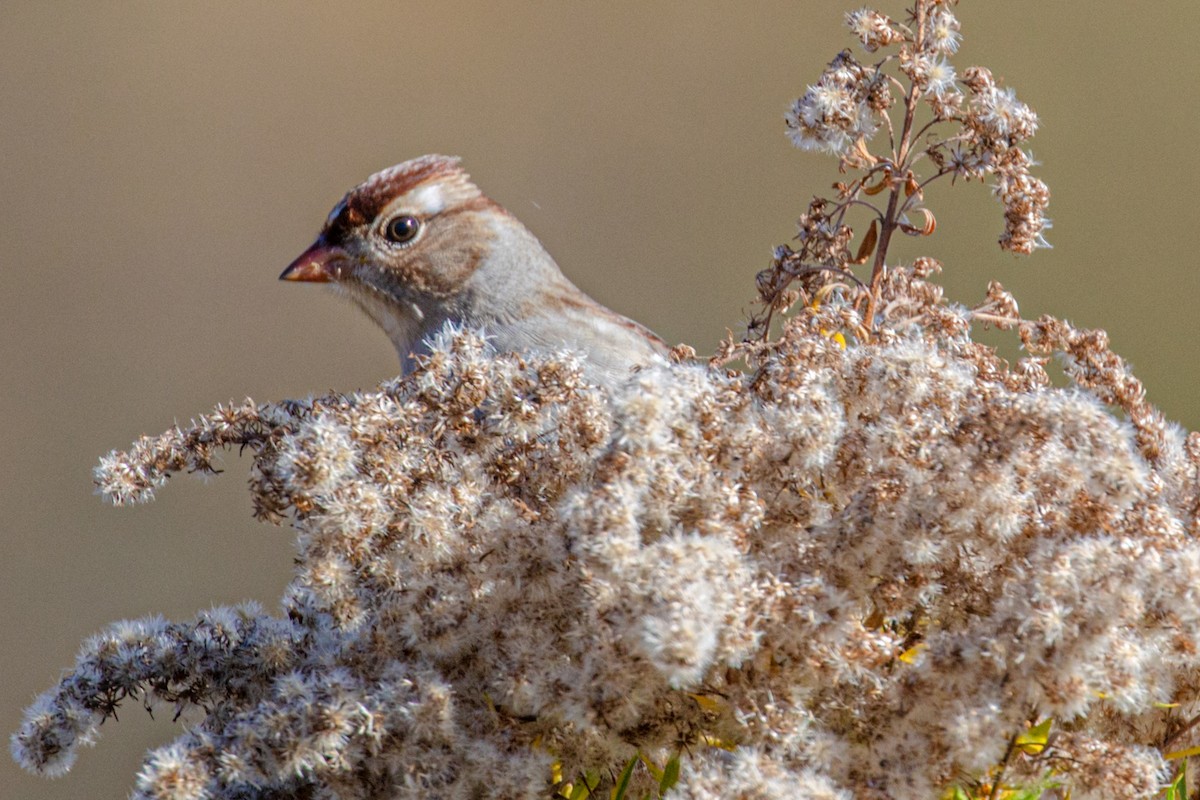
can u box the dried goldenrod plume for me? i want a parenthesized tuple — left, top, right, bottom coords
(762, 0, 1048, 337)
(17, 307, 1200, 800)
(13, 2, 1200, 799)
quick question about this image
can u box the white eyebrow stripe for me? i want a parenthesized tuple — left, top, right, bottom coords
(407, 183, 446, 215)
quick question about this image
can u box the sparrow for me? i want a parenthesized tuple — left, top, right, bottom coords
(280, 155, 667, 387)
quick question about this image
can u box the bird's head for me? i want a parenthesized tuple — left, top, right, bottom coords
(281, 155, 502, 315)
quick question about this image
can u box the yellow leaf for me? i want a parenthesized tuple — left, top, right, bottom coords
(1165, 744, 1200, 761)
(700, 734, 739, 752)
(898, 643, 927, 664)
(1014, 718, 1052, 755)
(687, 693, 725, 714)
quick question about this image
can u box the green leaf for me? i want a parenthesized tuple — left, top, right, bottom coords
(612, 755, 638, 800)
(1164, 759, 1186, 800)
(659, 755, 681, 795)
(567, 770, 600, 800)
(639, 755, 663, 783)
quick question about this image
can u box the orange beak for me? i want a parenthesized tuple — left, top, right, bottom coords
(279, 240, 350, 283)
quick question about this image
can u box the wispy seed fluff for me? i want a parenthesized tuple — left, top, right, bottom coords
(14, 272, 1200, 800)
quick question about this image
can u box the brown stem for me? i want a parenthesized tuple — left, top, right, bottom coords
(863, 0, 928, 331)
(987, 736, 1017, 800)
(844, 198, 886, 222)
(1162, 710, 1200, 752)
(864, 187, 902, 327)
(910, 116, 948, 147)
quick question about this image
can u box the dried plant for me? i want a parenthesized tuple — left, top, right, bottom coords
(13, 3, 1200, 800)
(752, 0, 1048, 339)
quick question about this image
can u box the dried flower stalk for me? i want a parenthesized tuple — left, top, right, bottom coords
(758, 0, 1048, 339)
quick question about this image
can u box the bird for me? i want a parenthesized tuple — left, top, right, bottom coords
(280, 155, 667, 388)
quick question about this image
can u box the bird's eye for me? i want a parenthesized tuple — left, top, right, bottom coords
(384, 215, 421, 244)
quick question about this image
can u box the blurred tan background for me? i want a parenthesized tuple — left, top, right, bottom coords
(3, 2, 1199, 797)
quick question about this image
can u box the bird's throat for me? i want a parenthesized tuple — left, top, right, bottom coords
(333, 282, 428, 370)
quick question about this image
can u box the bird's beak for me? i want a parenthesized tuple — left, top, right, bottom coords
(279, 240, 350, 283)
